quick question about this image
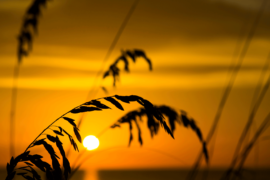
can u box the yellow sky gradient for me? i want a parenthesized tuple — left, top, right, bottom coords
(0, 0, 270, 174)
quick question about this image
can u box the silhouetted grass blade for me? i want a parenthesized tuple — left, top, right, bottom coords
(31, 138, 46, 147)
(28, 166, 41, 180)
(157, 105, 178, 133)
(21, 31, 32, 49)
(203, 142, 209, 163)
(111, 124, 121, 128)
(134, 120, 143, 145)
(71, 106, 102, 113)
(126, 50, 136, 62)
(27, 154, 49, 172)
(33, 139, 60, 159)
(53, 130, 64, 136)
(103, 50, 152, 86)
(63, 117, 76, 127)
(45, 148, 62, 179)
(112, 104, 206, 151)
(139, 99, 174, 138)
(111, 65, 120, 86)
(14, 151, 30, 165)
(129, 133, 133, 146)
(161, 122, 175, 138)
(24, 18, 38, 33)
(73, 127, 82, 143)
(71, 138, 79, 152)
(29, 154, 43, 160)
(105, 97, 124, 110)
(119, 55, 129, 72)
(27, 3, 41, 17)
(6, 162, 11, 173)
(18, 45, 28, 63)
(103, 71, 110, 79)
(146, 114, 160, 137)
(138, 133, 143, 145)
(24, 162, 33, 166)
(7, 95, 183, 179)
(195, 128, 203, 142)
(63, 129, 79, 151)
(180, 111, 190, 127)
(84, 100, 111, 109)
(62, 129, 71, 137)
(18, 165, 41, 180)
(128, 121, 133, 146)
(18, 174, 32, 180)
(7, 157, 15, 174)
(134, 49, 152, 70)
(55, 136, 71, 180)
(115, 95, 139, 103)
(17, 0, 51, 64)
(27, 154, 54, 180)
(5, 171, 16, 180)
(47, 135, 56, 143)
(45, 169, 54, 180)
(101, 86, 108, 94)
(137, 98, 159, 118)
(58, 126, 63, 133)
(18, 167, 30, 171)
(189, 119, 197, 130)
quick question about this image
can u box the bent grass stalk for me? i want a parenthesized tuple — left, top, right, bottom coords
(6, 95, 176, 180)
(23, 103, 83, 153)
(187, 1, 267, 179)
(70, 105, 209, 178)
(221, 54, 270, 179)
(65, 0, 142, 158)
(10, 0, 51, 157)
(236, 112, 270, 173)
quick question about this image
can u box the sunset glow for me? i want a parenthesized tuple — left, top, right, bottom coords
(83, 135, 100, 151)
(1, 1, 270, 180)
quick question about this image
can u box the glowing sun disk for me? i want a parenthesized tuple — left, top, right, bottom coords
(83, 135, 99, 150)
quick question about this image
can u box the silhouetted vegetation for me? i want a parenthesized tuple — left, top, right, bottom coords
(5, 0, 270, 180)
(186, 1, 269, 180)
(110, 105, 208, 162)
(9, 0, 51, 158)
(103, 49, 152, 87)
(5, 95, 177, 180)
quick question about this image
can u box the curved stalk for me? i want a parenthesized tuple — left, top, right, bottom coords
(24, 103, 83, 153)
(186, 1, 267, 179)
(10, 64, 20, 157)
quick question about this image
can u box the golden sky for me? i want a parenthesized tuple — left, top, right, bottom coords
(0, 0, 270, 173)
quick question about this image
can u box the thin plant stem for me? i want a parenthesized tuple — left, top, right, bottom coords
(10, 64, 20, 157)
(24, 95, 113, 153)
(221, 55, 270, 179)
(70, 120, 120, 171)
(71, 148, 87, 170)
(234, 112, 270, 178)
(23, 102, 88, 153)
(252, 120, 259, 179)
(76, 0, 140, 130)
(187, 1, 267, 179)
(87, 0, 140, 101)
(248, 54, 270, 175)
(65, 0, 140, 159)
(232, 53, 270, 164)
(250, 55, 270, 109)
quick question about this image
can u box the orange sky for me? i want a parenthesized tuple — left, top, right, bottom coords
(0, 0, 270, 173)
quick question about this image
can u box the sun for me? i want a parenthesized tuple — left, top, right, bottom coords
(83, 135, 100, 150)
